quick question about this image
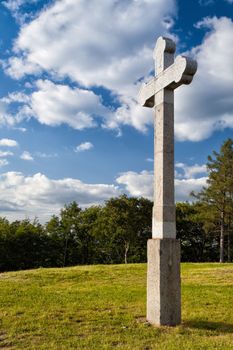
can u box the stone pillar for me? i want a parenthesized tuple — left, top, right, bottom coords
(138, 36, 197, 327)
(147, 238, 181, 326)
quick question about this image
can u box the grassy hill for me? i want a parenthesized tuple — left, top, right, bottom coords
(0, 263, 233, 349)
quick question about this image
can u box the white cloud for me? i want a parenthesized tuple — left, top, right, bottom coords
(0, 138, 18, 147)
(5, 0, 175, 90)
(2, 91, 30, 104)
(0, 95, 28, 127)
(0, 80, 113, 131)
(0, 172, 121, 222)
(3, 0, 176, 133)
(75, 142, 93, 153)
(117, 170, 154, 199)
(0, 151, 14, 157)
(105, 95, 153, 133)
(35, 152, 58, 158)
(28, 80, 110, 130)
(116, 168, 207, 202)
(175, 163, 207, 179)
(13, 127, 27, 132)
(0, 101, 17, 127)
(20, 151, 34, 161)
(175, 177, 207, 202)
(4, 3, 233, 141)
(3, 0, 29, 11)
(0, 159, 9, 167)
(2, 0, 42, 24)
(0, 164, 207, 222)
(175, 16, 233, 141)
(6, 79, 153, 133)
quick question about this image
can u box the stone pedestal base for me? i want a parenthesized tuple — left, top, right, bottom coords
(147, 238, 181, 326)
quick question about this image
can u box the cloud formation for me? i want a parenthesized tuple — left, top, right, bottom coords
(75, 142, 93, 153)
(0, 159, 9, 167)
(0, 162, 207, 221)
(2, 3, 233, 142)
(175, 177, 207, 201)
(0, 151, 14, 157)
(116, 163, 207, 201)
(117, 170, 153, 199)
(175, 162, 207, 179)
(5, 0, 175, 90)
(3, 0, 36, 11)
(20, 151, 34, 161)
(2, 0, 43, 24)
(0, 172, 121, 222)
(0, 138, 18, 147)
(2, 0, 175, 133)
(175, 16, 233, 141)
(28, 80, 110, 130)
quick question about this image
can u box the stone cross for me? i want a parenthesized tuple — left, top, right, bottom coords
(138, 37, 197, 326)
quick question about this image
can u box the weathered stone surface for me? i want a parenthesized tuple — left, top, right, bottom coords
(153, 97, 175, 239)
(138, 52, 197, 107)
(139, 36, 197, 240)
(154, 36, 175, 74)
(147, 238, 181, 326)
(138, 36, 197, 327)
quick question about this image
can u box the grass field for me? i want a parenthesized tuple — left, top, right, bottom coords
(0, 263, 233, 349)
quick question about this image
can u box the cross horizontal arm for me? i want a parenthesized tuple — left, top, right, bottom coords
(138, 55, 197, 108)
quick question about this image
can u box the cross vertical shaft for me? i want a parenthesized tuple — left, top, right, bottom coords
(153, 38, 176, 239)
(153, 90, 175, 237)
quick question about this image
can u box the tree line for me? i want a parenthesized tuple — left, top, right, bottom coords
(0, 139, 233, 272)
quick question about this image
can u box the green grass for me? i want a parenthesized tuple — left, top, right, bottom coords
(0, 263, 233, 349)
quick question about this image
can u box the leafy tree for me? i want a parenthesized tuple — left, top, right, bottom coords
(176, 202, 218, 261)
(0, 218, 61, 271)
(0, 218, 11, 271)
(46, 202, 101, 266)
(45, 215, 65, 266)
(193, 139, 233, 262)
(77, 206, 101, 264)
(93, 195, 152, 264)
(59, 201, 82, 266)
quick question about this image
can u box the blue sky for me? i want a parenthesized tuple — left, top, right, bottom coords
(0, 0, 232, 222)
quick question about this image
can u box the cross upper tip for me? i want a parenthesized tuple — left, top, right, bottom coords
(153, 36, 176, 58)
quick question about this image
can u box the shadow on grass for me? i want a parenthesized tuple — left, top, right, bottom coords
(184, 319, 233, 333)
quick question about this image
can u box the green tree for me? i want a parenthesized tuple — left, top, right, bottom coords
(59, 202, 82, 266)
(45, 215, 65, 266)
(0, 218, 11, 271)
(0, 218, 61, 271)
(93, 195, 152, 264)
(46, 204, 102, 266)
(176, 202, 216, 261)
(78, 206, 101, 264)
(193, 139, 233, 262)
